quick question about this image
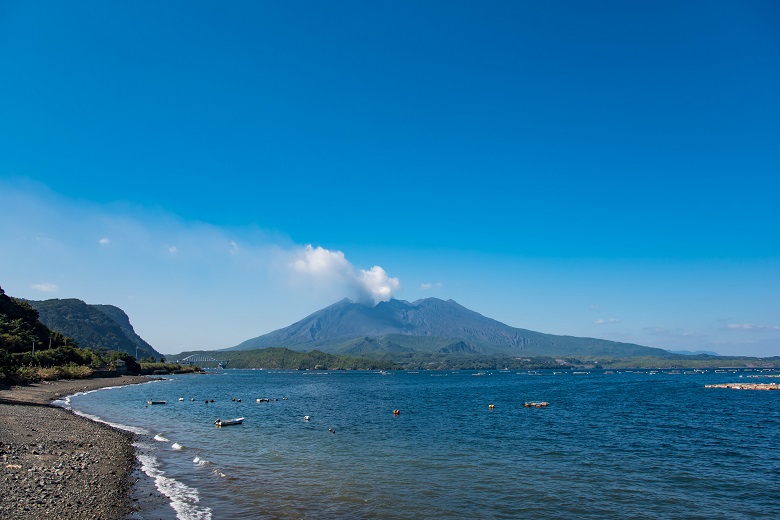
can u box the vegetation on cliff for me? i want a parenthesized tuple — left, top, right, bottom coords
(0, 286, 144, 384)
(24, 298, 161, 359)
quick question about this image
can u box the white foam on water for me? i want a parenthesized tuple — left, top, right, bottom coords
(51, 378, 175, 436)
(52, 388, 108, 408)
(51, 396, 71, 408)
(137, 453, 212, 520)
(193, 456, 210, 467)
(56, 378, 165, 405)
(69, 409, 150, 435)
(52, 379, 213, 518)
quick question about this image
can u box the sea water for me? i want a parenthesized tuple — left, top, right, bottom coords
(64, 369, 780, 519)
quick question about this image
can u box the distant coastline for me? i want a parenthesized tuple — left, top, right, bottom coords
(173, 345, 780, 371)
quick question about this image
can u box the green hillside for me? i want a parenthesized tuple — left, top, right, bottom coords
(175, 347, 401, 371)
(25, 298, 161, 359)
(0, 287, 67, 353)
(1, 286, 142, 383)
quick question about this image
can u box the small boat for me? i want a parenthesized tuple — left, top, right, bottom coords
(214, 417, 244, 427)
(147, 400, 166, 405)
(523, 401, 549, 408)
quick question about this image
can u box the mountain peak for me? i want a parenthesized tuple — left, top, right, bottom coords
(228, 297, 669, 360)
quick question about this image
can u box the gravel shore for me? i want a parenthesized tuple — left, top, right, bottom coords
(0, 376, 161, 519)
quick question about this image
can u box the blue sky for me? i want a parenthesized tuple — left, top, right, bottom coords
(1, 1, 778, 356)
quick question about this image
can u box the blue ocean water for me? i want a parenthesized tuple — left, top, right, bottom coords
(62, 369, 780, 519)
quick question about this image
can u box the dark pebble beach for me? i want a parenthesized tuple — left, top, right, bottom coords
(0, 376, 164, 519)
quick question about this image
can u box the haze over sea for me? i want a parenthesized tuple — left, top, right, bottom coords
(61, 369, 780, 519)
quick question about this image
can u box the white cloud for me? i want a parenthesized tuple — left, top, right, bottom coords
(643, 326, 701, 338)
(726, 323, 779, 331)
(360, 266, 400, 303)
(290, 245, 400, 305)
(727, 323, 752, 330)
(292, 245, 352, 278)
(594, 318, 620, 324)
(421, 282, 442, 290)
(31, 282, 59, 292)
(0, 181, 404, 352)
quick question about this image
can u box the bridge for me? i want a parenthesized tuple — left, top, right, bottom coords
(178, 354, 229, 368)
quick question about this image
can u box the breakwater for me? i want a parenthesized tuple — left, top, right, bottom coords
(705, 382, 779, 390)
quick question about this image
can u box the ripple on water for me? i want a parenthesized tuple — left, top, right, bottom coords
(67, 370, 780, 519)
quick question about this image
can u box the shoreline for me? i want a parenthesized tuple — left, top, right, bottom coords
(0, 375, 170, 519)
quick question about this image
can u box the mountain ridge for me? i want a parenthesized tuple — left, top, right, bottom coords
(24, 298, 161, 359)
(227, 297, 672, 359)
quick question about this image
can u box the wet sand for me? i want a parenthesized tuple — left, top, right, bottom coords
(0, 376, 167, 519)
